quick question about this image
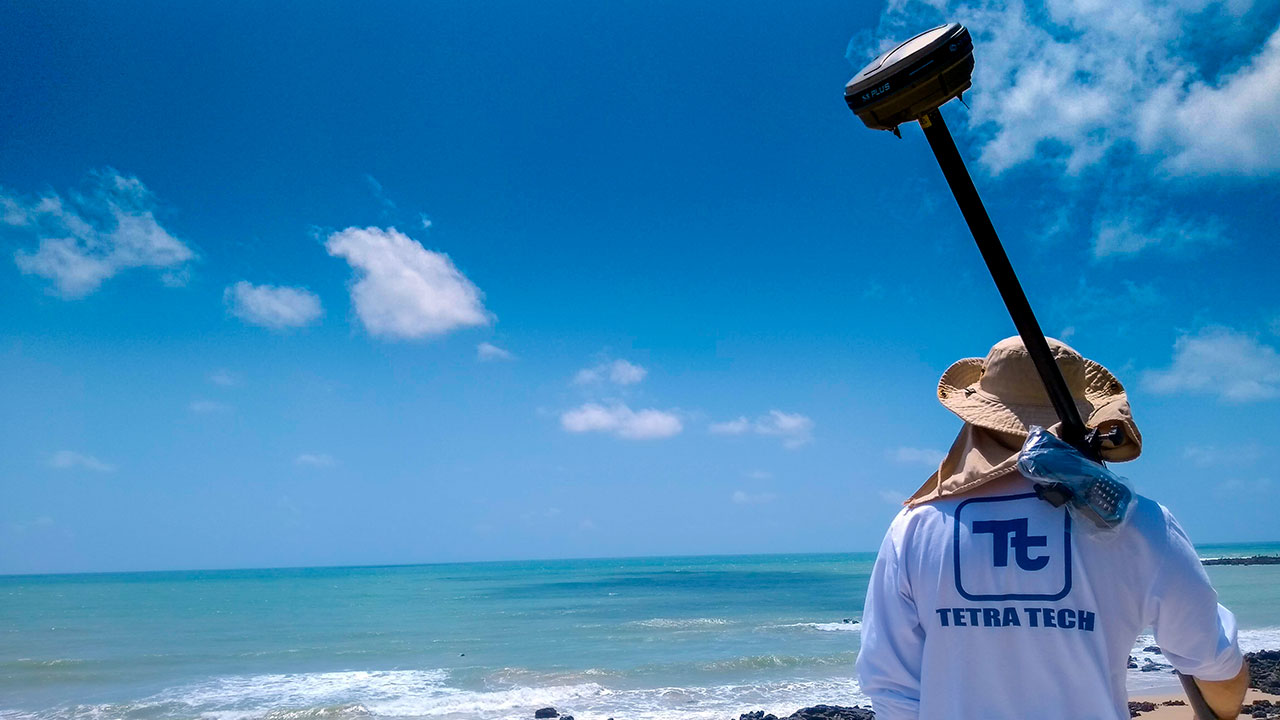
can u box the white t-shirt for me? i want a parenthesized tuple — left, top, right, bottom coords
(854, 474, 1243, 720)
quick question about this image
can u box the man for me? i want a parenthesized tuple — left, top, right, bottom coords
(855, 336, 1250, 720)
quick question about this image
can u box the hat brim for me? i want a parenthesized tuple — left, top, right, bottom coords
(937, 356, 1142, 462)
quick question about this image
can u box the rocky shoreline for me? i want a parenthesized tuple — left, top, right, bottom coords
(1252, 650, 1280, 694)
(1202, 556, 1280, 566)
(525, 651, 1280, 720)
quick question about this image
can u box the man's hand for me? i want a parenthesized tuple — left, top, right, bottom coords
(1195, 657, 1250, 719)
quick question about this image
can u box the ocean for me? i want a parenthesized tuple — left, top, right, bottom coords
(3, 545, 1280, 720)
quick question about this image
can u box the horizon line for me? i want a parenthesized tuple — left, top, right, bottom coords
(4, 539, 1278, 580)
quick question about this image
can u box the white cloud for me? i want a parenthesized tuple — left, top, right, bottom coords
(208, 369, 240, 387)
(1142, 326, 1280, 402)
(1182, 444, 1263, 468)
(746, 469, 773, 480)
(325, 226, 490, 339)
(732, 490, 778, 505)
(710, 410, 814, 448)
(710, 417, 752, 435)
(295, 453, 336, 468)
(4, 169, 194, 298)
(189, 400, 232, 413)
(890, 446, 946, 467)
(49, 450, 114, 473)
(477, 342, 515, 361)
(870, 1, 1280, 178)
(1092, 212, 1221, 259)
(574, 359, 647, 386)
(1139, 26, 1280, 176)
(560, 402, 682, 439)
(224, 281, 323, 329)
(1214, 476, 1273, 499)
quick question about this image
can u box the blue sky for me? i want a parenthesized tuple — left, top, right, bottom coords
(2, 0, 1279, 574)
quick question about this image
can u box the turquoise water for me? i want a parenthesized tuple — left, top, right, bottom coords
(3, 547, 1279, 720)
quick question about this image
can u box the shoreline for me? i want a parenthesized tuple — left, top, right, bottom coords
(1129, 689, 1280, 718)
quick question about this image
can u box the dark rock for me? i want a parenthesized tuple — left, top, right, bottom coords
(1248, 650, 1280, 695)
(735, 706, 875, 720)
(1128, 700, 1156, 717)
(1128, 654, 1138, 669)
(1140, 658, 1169, 672)
(561, 716, 574, 720)
(786, 706, 875, 720)
(1203, 556, 1280, 566)
(534, 709, 558, 719)
(1161, 700, 1186, 706)
(1143, 645, 1162, 654)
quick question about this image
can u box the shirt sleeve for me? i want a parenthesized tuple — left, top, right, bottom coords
(855, 510, 925, 720)
(1147, 507, 1244, 682)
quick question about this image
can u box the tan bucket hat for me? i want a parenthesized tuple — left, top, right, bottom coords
(905, 336, 1142, 506)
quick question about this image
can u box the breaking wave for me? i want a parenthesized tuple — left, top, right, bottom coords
(769, 622, 861, 633)
(628, 618, 731, 629)
(0, 669, 870, 720)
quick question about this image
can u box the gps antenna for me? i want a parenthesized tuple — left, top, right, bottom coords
(845, 23, 1086, 450)
(844, 23, 1217, 720)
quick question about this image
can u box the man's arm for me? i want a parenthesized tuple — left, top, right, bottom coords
(855, 512, 925, 720)
(1148, 508, 1247, 719)
(1195, 657, 1249, 720)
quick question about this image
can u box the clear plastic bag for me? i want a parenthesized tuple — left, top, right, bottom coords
(1017, 426, 1134, 531)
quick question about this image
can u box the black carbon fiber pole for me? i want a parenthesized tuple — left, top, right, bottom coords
(916, 107, 1088, 450)
(914, 105, 1218, 720)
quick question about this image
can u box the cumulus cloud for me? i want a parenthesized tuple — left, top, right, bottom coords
(732, 490, 778, 505)
(325, 227, 490, 339)
(868, 0, 1280, 178)
(1139, 26, 1280, 176)
(224, 281, 323, 329)
(710, 410, 814, 448)
(1142, 327, 1280, 402)
(560, 402, 682, 439)
(295, 453, 336, 468)
(49, 450, 114, 473)
(477, 342, 515, 361)
(574, 359, 647, 386)
(3, 169, 194, 297)
(890, 446, 946, 467)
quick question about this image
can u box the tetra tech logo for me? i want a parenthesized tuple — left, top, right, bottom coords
(954, 492, 1072, 601)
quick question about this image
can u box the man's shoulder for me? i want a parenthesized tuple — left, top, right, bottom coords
(1125, 493, 1189, 551)
(895, 484, 1181, 550)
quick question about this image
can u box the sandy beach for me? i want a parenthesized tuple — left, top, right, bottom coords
(1129, 688, 1280, 718)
